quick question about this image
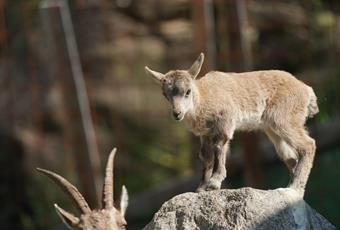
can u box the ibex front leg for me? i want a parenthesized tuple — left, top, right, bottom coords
(205, 134, 230, 191)
(196, 136, 214, 192)
(196, 133, 230, 192)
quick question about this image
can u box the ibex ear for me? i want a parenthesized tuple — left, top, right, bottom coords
(54, 204, 79, 229)
(145, 66, 165, 84)
(119, 185, 129, 216)
(188, 53, 204, 79)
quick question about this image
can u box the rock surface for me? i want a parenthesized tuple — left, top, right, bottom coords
(143, 187, 335, 230)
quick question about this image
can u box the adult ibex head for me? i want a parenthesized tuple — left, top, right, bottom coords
(37, 148, 128, 230)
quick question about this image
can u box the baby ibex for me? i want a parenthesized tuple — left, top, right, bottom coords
(145, 53, 318, 195)
(37, 148, 128, 230)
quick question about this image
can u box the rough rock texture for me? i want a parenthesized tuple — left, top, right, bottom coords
(143, 188, 335, 230)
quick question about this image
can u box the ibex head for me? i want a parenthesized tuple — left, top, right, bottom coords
(37, 148, 128, 230)
(145, 53, 204, 121)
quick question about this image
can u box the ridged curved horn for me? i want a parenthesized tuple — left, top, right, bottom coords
(54, 203, 79, 228)
(37, 168, 91, 214)
(103, 148, 117, 209)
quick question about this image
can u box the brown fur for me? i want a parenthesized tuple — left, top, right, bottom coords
(145, 53, 318, 196)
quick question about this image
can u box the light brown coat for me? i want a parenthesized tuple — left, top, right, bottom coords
(146, 53, 318, 195)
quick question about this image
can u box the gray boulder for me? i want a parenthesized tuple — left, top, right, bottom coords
(143, 187, 335, 230)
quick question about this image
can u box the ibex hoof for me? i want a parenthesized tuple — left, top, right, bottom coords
(207, 177, 222, 189)
(195, 187, 206, 193)
(287, 183, 305, 197)
(196, 180, 221, 192)
(205, 183, 220, 191)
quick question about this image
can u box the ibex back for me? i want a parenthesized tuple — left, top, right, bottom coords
(145, 53, 318, 196)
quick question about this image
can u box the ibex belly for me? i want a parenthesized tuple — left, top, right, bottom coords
(235, 109, 265, 132)
(236, 115, 263, 131)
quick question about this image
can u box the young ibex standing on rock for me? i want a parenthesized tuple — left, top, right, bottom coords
(37, 148, 128, 230)
(145, 53, 318, 195)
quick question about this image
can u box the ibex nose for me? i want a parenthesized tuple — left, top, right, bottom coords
(173, 111, 182, 120)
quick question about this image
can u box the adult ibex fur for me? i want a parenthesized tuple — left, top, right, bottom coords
(37, 148, 128, 229)
(145, 53, 318, 195)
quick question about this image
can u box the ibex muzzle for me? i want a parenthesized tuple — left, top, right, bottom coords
(145, 53, 318, 196)
(37, 148, 128, 230)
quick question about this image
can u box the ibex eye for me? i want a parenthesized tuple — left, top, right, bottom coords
(185, 89, 191, 97)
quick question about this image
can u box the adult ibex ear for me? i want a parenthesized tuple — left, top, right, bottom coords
(120, 185, 129, 216)
(145, 66, 165, 84)
(54, 204, 79, 229)
(188, 53, 204, 79)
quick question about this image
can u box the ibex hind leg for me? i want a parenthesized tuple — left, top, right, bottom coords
(274, 125, 316, 195)
(264, 127, 298, 180)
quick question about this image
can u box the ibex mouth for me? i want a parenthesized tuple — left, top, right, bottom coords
(173, 114, 184, 121)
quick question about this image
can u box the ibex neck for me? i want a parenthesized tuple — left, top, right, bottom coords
(183, 83, 209, 135)
(188, 83, 201, 117)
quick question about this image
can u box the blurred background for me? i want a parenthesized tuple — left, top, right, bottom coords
(0, 0, 340, 229)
